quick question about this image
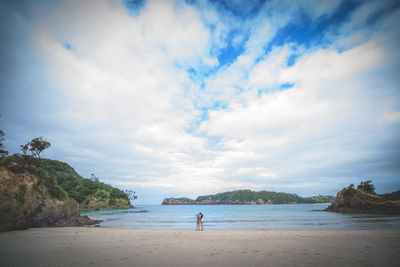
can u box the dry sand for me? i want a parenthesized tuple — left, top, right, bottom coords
(0, 228, 399, 267)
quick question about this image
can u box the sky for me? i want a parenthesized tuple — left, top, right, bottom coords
(0, 0, 399, 204)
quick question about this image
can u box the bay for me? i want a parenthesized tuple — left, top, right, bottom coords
(81, 204, 400, 230)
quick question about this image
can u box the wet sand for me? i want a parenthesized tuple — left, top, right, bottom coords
(0, 228, 399, 266)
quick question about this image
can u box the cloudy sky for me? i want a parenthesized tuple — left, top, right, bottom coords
(1, 0, 399, 204)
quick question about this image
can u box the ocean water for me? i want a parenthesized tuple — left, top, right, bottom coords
(81, 204, 400, 230)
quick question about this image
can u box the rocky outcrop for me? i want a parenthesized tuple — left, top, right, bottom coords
(162, 197, 194, 205)
(325, 187, 400, 214)
(256, 198, 265, 204)
(0, 166, 101, 232)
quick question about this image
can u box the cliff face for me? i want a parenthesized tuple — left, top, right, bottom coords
(0, 166, 100, 232)
(325, 188, 400, 214)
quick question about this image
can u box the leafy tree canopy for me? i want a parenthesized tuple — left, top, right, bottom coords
(357, 180, 376, 194)
(0, 130, 8, 158)
(40, 159, 134, 207)
(20, 137, 51, 159)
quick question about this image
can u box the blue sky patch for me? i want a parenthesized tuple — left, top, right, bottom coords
(257, 83, 294, 96)
(211, 100, 227, 110)
(62, 42, 72, 51)
(186, 65, 218, 83)
(286, 54, 298, 67)
(217, 29, 249, 67)
(210, 0, 265, 19)
(264, 0, 361, 53)
(280, 83, 294, 89)
(206, 135, 222, 148)
(123, 0, 146, 16)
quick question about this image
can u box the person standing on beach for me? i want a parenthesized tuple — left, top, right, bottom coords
(199, 212, 204, 231)
(196, 213, 200, 231)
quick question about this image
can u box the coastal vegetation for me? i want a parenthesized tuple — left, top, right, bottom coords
(0, 135, 135, 211)
(0, 163, 100, 232)
(40, 159, 133, 210)
(0, 134, 137, 231)
(20, 137, 51, 163)
(0, 139, 101, 232)
(0, 129, 8, 157)
(162, 189, 335, 205)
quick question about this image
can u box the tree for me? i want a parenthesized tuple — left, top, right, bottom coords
(357, 180, 375, 194)
(0, 130, 8, 158)
(125, 189, 138, 201)
(20, 137, 51, 168)
(20, 137, 51, 159)
(90, 173, 99, 182)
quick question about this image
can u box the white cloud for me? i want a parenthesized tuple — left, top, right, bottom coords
(248, 46, 291, 90)
(198, 4, 400, 196)
(380, 111, 400, 124)
(2, 0, 399, 203)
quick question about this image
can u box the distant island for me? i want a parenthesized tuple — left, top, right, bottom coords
(162, 190, 335, 205)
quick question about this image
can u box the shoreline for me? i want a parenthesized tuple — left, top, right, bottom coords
(160, 202, 333, 205)
(79, 205, 134, 212)
(1, 228, 399, 266)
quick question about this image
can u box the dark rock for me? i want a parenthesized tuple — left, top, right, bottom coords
(52, 215, 102, 227)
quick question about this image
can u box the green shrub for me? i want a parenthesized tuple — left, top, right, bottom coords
(38, 168, 67, 199)
(0, 154, 40, 174)
(40, 159, 130, 206)
(342, 184, 356, 198)
(357, 180, 375, 194)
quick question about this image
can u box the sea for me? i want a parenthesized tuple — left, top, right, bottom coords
(81, 204, 400, 230)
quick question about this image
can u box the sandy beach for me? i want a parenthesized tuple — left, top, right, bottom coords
(0, 228, 399, 267)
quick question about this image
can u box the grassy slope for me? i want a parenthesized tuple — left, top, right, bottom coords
(37, 158, 131, 209)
